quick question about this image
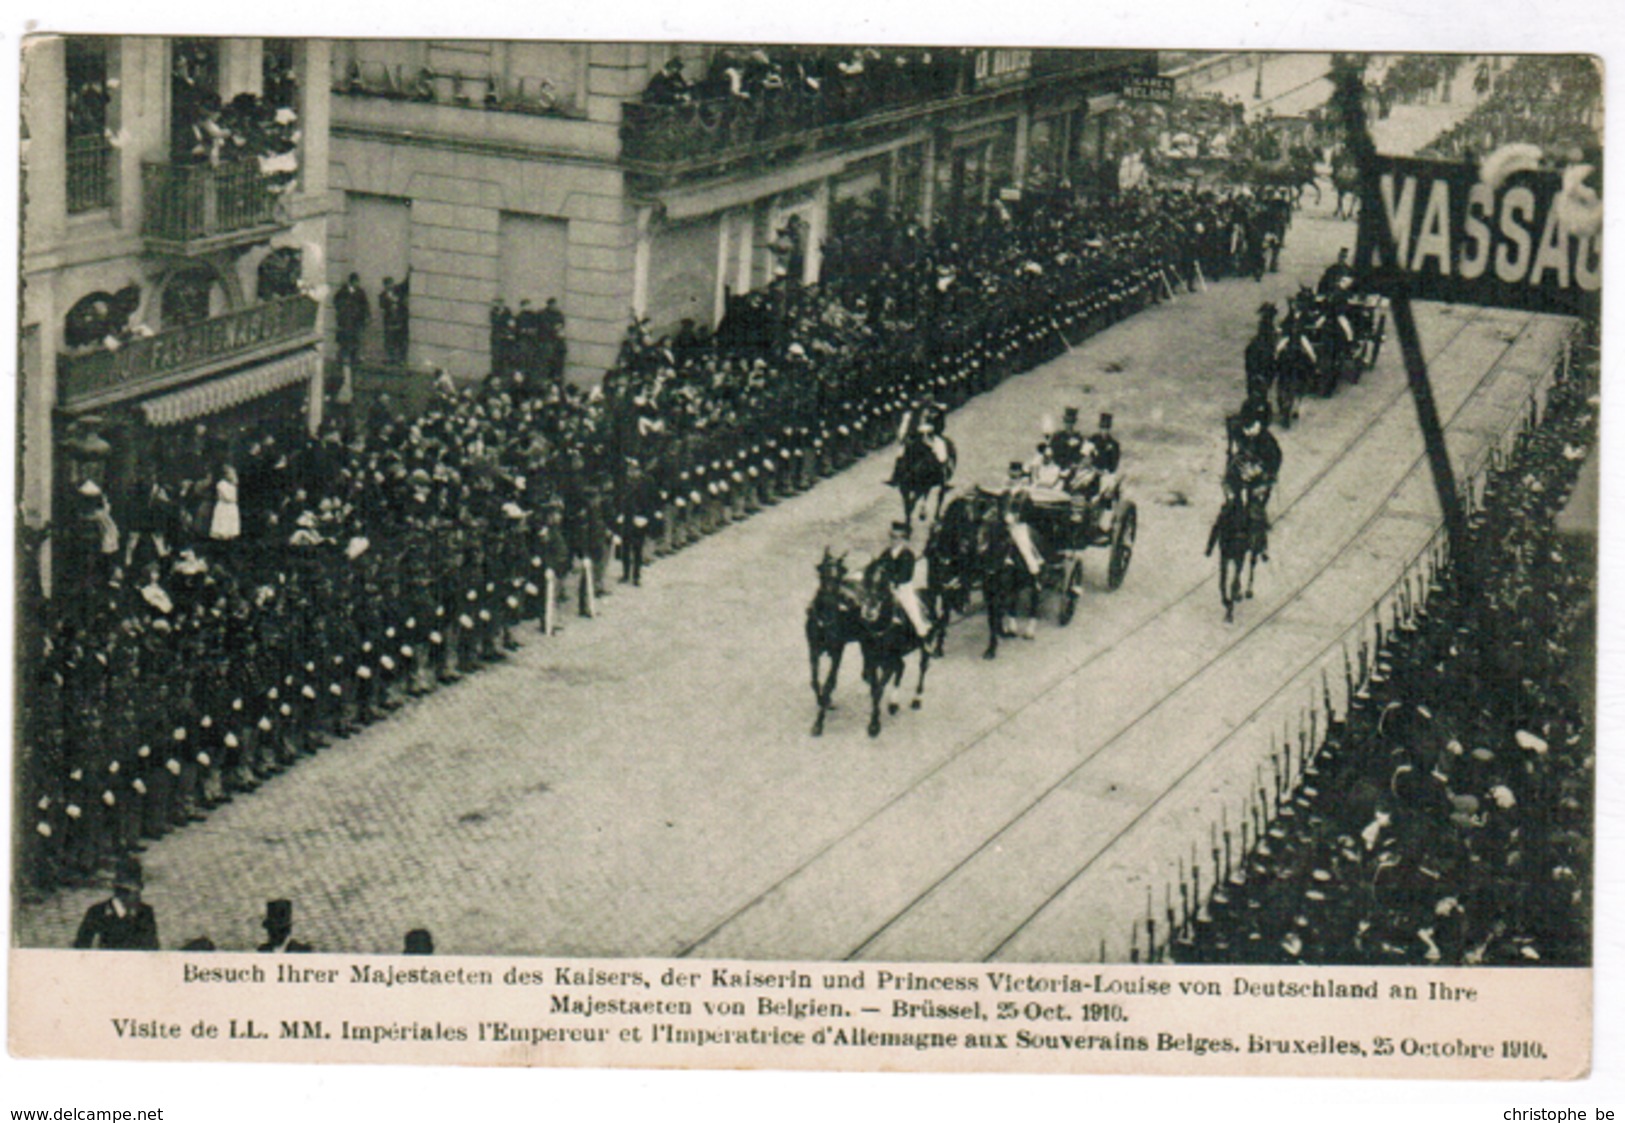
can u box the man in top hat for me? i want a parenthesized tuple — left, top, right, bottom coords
(73, 856, 159, 949)
(864, 521, 930, 640)
(538, 297, 567, 387)
(1047, 407, 1086, 471)
(1088, 412, 1121, 475)
(379, 269, 412, 366)
(333, 273, 370, 380)
(258, 898, 314, 953)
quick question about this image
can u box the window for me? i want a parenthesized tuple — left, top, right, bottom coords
(65, 37, 114, 213)
(263, 39, 298, 111)
(161, 268, 217, 327)
(170, 38, 220, 163)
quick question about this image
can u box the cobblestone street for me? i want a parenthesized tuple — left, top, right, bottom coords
(16, 55, 1550, 961)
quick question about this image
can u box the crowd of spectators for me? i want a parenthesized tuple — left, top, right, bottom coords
(1418, 55, 1601, 165)
(1370, 54, 1466, 117)
(624, 46, 974, 162)
(170, 40, 301, 188)
(20, 182, 1281, 897)
(1175, 337, 1597, 966)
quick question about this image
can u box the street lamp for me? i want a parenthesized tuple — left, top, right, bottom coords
(1254, 52, 1265, 100)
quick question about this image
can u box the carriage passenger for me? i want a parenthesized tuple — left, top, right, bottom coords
(1046, 406, 1087, 470)
(865, 521, 931, 640)
(1026, 443, 1065, 489)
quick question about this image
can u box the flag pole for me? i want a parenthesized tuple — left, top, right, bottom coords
(1331, 61, 1469, 557)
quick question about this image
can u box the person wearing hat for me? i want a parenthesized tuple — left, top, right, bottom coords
(379, 269, 411, 366)
(864, 521, 930, 640)
(616, 457, 659, 587)
(643, 56, 693, 106)
(332, 272, 369, 395)
(258, 899, 314, 953)
(1224, 401, 1281, 561)
(1088, 412, 1120, 474)
(1047, 407, 1087, 471)
(1245, 303, 1279, 408)
(73, 856, 159, 950)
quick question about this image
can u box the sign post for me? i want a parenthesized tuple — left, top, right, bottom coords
(1331, 63, 1467, 554)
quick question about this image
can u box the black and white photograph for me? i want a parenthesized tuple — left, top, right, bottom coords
(3, 0, 1618, 1103)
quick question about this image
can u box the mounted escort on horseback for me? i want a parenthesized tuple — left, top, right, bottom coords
(1209, 401, 1281, 622)
(888, 399, 957, 526)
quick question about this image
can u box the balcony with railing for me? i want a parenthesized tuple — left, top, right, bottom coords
(66, 135, 114, 214)
(57, 294, 320, 411)
(620, 49, 1157, 186)
(141, 159, 287, 255)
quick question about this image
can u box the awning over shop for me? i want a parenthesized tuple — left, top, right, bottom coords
(139, 348, 319, 428)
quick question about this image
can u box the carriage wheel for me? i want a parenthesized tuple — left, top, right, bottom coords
(1057, 557, 1084, 626)
(1107, 502, 1138, 590)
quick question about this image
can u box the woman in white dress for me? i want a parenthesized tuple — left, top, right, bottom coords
(209, 464, 241, 542)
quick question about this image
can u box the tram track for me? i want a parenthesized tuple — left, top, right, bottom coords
(678, 303, 1533, 960)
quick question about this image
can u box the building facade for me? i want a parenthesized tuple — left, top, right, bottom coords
(326, 43, 1155, 385)
(19, 35, 332, 545)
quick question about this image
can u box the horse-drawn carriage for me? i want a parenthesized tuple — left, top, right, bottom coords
(969, 473, 1138, 627)
(1273, 288, 1388, 422)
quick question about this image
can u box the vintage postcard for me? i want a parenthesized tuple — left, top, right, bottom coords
(6, 19, 1603, 1086)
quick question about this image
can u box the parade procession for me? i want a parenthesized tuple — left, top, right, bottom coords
(14, 44, 1599, 971)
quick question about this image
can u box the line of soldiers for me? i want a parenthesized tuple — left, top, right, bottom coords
(19, 187, 1224, 895)
(1176, 343, 1597, 967)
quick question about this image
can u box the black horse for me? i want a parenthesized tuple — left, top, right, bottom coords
(1273, 320, 1316, 428)
(1206, 492, 1268, 623)
(980, 492, 1043, 660)
(856, 575, 935, 738)
(891, 433, 957, 527)
(1244, 310, 1279, 410)
(922, 492, 981, 655)
(805, 549, 864, 736)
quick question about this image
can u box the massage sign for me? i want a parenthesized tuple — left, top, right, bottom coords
(1354, 146, 1602, 317)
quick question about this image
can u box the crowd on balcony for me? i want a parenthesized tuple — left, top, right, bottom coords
(1417, 54, 1602, 166)
(169, 42, 301, 191)
(1176, 343, 1597, 966)
(625, 46, 975, 163)
(20, 181, 1288, 902)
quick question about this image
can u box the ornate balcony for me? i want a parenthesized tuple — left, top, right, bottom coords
(141, 159, 287, 256)
(57, 295, 320, 412)
(620, 49, 1157, 189)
